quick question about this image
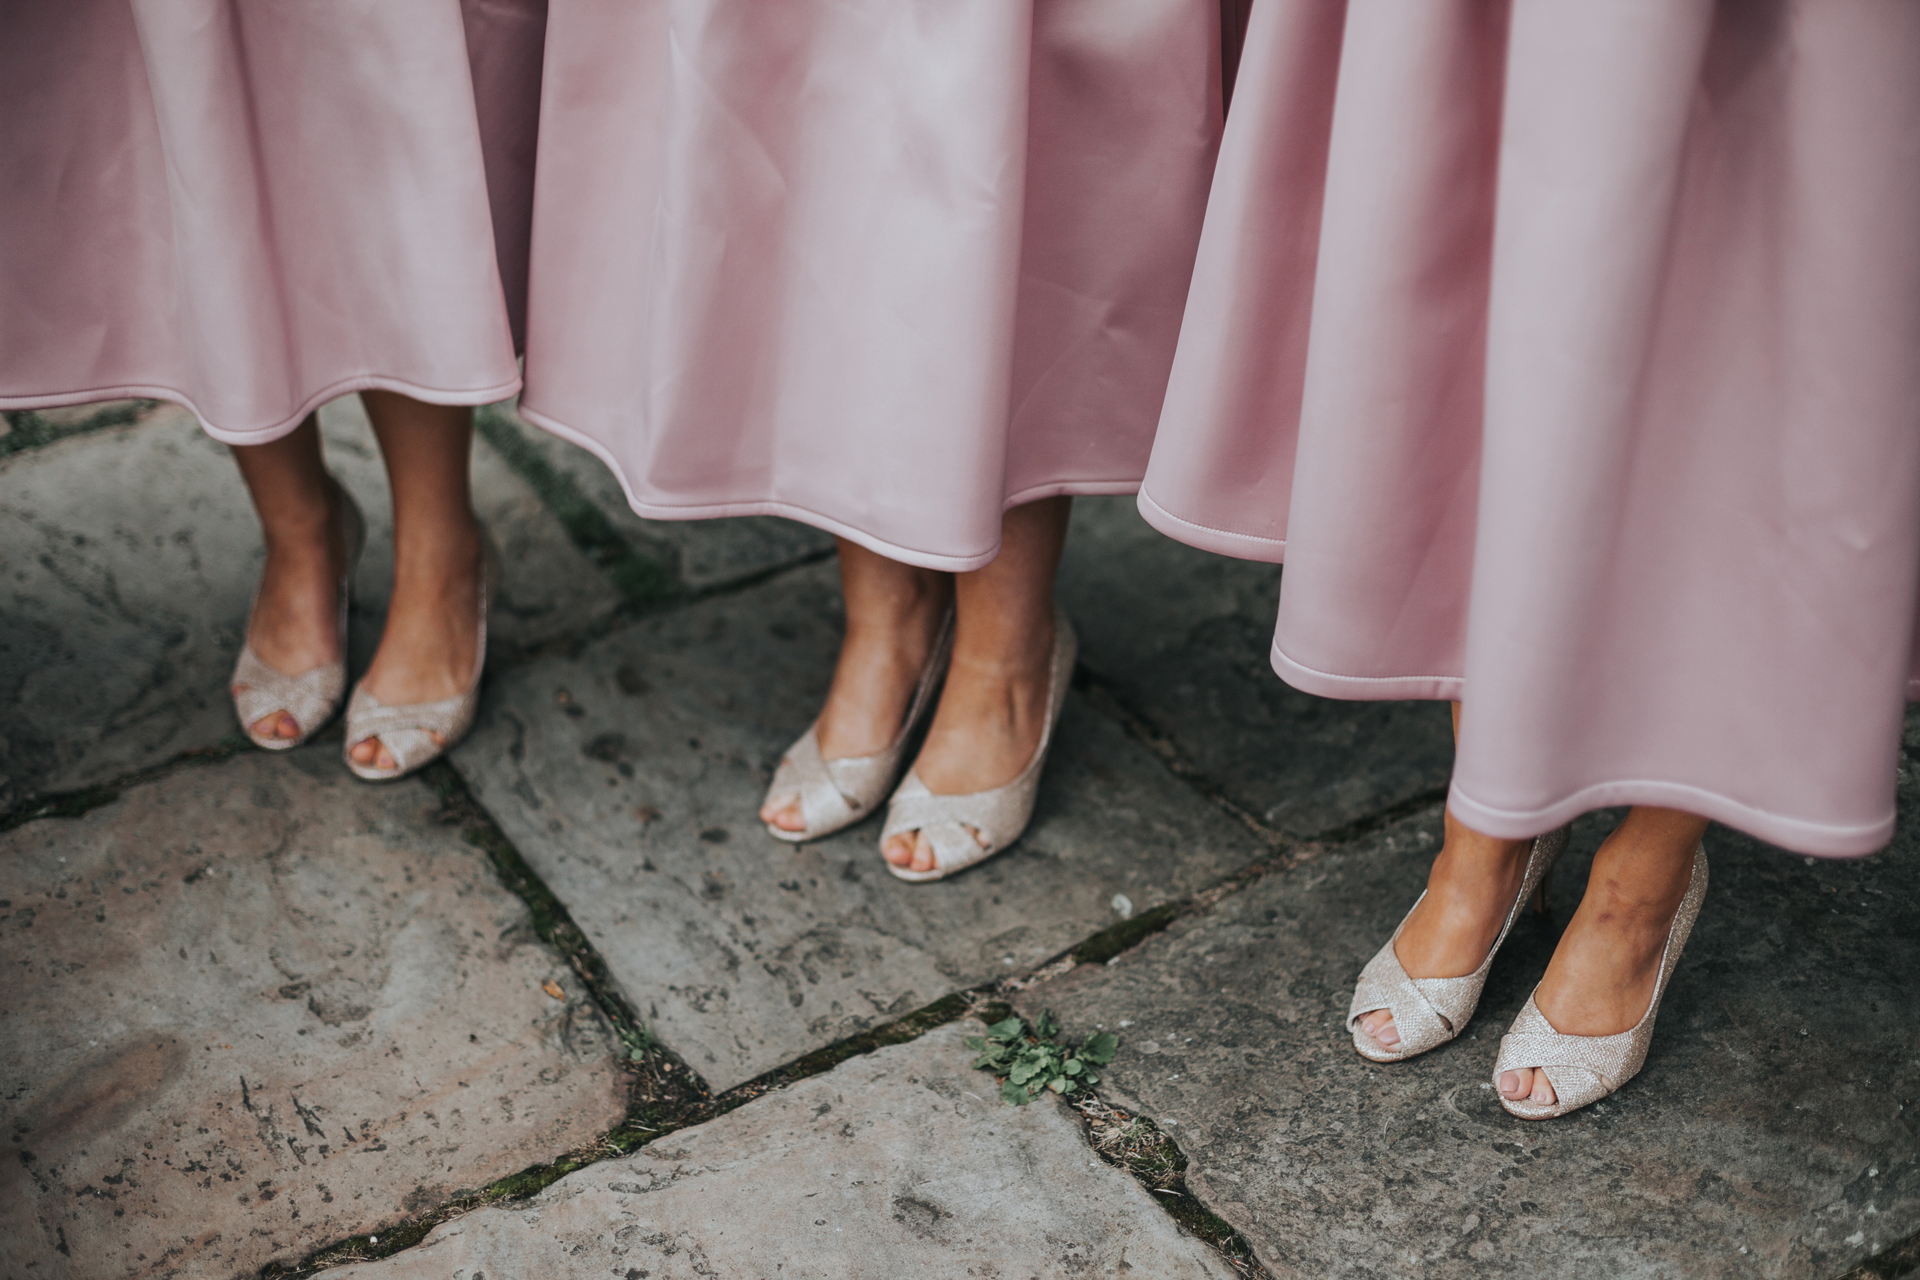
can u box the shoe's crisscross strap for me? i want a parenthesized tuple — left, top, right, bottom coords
(232, 645, 346, 749)
(768, 726, 891, 836)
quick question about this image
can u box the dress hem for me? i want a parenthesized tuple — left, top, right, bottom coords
(1270, 639, 1463, 702)
(1449, 780, 1889, 861)
(1269, 640, 1889, 858)
(1137, 486, 1287, 563)
(0, 372, 526, 445)
(517, 401, 1141, 573)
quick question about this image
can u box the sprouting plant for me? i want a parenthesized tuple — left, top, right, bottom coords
(615, 1022, 657, 1062)
(967, 1012, 1119, 1106)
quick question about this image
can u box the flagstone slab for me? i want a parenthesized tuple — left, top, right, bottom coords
(483, 403, 834, 591)
(1016, 804, 1920, 1280)
(0, 399, 615, 810)
(330, 1021, 1237, 1280)
(1057, 496, 1455, 839)
(0, 748, 628, 1280)
(452, 559, 1268, 1091)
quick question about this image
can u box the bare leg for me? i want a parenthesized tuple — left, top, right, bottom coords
(1356, 702, 1533, 1051)
(1352, 701, 1709, 1095)
(347, 391, 484, 772)
(883, 496, 1072, 874)
(1498, 805, 1705, 1106)
(228, 414, 349, 741)
(759, 540, 952, 831)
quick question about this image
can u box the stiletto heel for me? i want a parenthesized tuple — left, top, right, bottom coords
(879, 608, 1076, 883)
(1348, 824, 1571, 1063)
(231, 481, 365, 750)
(342, 531, 497, 782)
(1531, 865, 1554, 918)
(762, 608, 955, 842)
(1494, 845, 1708, 1119)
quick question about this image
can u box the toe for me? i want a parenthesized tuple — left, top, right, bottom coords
(883, 833, 915, 867)
(1359, 1009, 1400, 1050)
(376, 740, 397, 771)
(350, 737, 376, 764)
(765, 796, 805, 833)
(1529, 1070, 1557, 1106)
(1499, 1069, 1529, 1099)
(253, 712, 287, 740)
(276, 712, 302, 739)
(911, 831, 938, 874)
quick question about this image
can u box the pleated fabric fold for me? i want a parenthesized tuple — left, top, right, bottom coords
(518, 0, 1224, 571)
(1142, 0, 1920, 856)
(0, 0, 545, 444)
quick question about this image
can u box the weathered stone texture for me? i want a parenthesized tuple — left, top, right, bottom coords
(453, 558, 1268, 1090)
(1020, 806, 1920, 1279)
(0, 749, 628, 1279)
(330, 1022, 1237, 1280)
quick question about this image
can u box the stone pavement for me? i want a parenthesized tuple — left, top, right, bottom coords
(2, 397, 1916, 1280)
(327, 1024, 1238, 1280)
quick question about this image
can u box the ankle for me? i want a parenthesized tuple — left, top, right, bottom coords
(261, 491, 342, 556)
(948, 607, 1054, 682)
(1426, 834, 1532, 899)
(391, 514, 481, 576)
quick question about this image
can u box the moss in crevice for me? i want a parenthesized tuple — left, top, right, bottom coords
(421, 761, 712, 1127)
(1074, 1097, 1272, 1277)
(1069, 901, 1185, 967)
(0, 737, 251, 835)
(473, 406, 681, 608)
(0, 400, 159, 460)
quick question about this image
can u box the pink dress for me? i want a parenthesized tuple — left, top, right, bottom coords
(518, 0, 1225, 572)
(0, 0, 545, 444)
(1141, 0, 1920, 857)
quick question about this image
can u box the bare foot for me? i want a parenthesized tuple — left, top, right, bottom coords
(347, 517, 483, 772)
(233, 484, 349, 742)
(880, 612, 1056, 875)
(1354, 809, 1534, 1053)
(1497, 812, 1701, 1106)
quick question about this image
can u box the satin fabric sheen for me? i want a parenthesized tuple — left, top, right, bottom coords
(0, 0, 546, 444)
(1141, 0, 1920, 857)
(519, 0, 1223, 571)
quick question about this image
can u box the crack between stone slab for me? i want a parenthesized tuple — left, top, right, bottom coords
(1070, 1094, 1273, 1279)
(263, 761, 1286, 1278)
(0, 401, 160, 460)
(0, 735, 253, 835)
(472, 405, 682, 609)
(473, 405, 837, 632)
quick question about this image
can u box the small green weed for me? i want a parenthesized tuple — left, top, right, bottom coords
(967, 1011, 1118, 1106)
(614, 1023, 657, 1063)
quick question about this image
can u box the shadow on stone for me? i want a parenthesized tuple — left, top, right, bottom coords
(1058, 497, 1454, 841)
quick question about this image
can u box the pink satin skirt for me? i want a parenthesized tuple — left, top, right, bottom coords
(1141, 0, 1920, 857)
(0, 0, 545, 444)
(518, 0, 1224, 571)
